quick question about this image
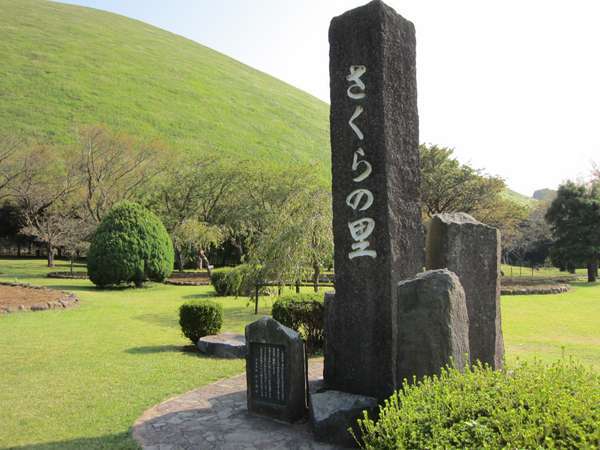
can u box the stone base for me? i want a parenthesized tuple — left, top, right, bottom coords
(197, 333, 246, 358)
(309, 390, 378, 448)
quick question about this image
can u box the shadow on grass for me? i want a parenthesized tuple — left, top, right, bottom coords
(182, 292, 216, 300)
(125, 344, 200, 356)
(2, 432, 138, 450)
(133, 313, 178, 328)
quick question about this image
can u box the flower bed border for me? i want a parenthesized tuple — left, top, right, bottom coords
(0, 281, 79, 313)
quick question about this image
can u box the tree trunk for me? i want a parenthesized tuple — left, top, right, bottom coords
(567, 264, 576, 274)
(175, 248, 184, 272)
(198, 250, 212, 277)
(587, 261, 598, 283)
(312, 263, 320, 292)
(47, 244, 54, 267)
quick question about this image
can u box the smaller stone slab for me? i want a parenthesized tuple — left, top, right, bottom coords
(310, 390, 378, 448)
(397, 269, 470, 382)
(245, 317, 307, 423)
(197, 332, 246, 358)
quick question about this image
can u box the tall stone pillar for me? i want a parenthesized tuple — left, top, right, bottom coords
(325, 0, 424, 400)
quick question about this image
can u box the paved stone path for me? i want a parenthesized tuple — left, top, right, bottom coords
(132, 360, 347, 450)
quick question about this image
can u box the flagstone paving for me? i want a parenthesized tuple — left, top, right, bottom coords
(132, 360, 347, 450)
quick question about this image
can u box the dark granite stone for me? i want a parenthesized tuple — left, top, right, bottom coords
(310, 390, 378, 448)
(426, 212, 504, 369)
(245, 317, 307, 422)
(326, 0, 424, 400)
(197, 332, 246, 358)
(396, 269, 470, 382)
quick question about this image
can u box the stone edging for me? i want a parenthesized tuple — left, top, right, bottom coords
(47, 271, 89, 279)
(0, 281, 79, 313)
(164, 279, 211, 286)
(501, 284, 570, 295)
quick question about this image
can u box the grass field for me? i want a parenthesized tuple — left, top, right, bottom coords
(0, 258, 598, 449)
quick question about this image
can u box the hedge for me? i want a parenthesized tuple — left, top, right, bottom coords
(272, 293, 324, 354)
(357, 359, 600, 449)
(210, 264, 257, 296)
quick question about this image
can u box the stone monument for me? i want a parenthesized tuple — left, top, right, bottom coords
(325, 0, 424, 400)
(396, 269, 470, 381)
(426, 212, 504, 368)
(245, 317, 307, 423)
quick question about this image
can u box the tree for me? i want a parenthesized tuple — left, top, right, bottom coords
(503, 202, 553, 267)
(87, 202, 174, 287)
(546, 182, 600, 282)
(153, 155, 243, 270)
(0, 134, 26, 200)
(76, 126, 163, 223)
(171, 219, 224, 274)
(11, 145, 82, 266)
(420, 144, 528, 249)
(420, 144, 505, 217)
(250, 185, 333, 292)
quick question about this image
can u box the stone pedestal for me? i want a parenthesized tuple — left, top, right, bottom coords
(326, 0, 424, 401)
(426, 212, 504, 369)
(396, 269, 470, 382)
(197, 332, 246, 358)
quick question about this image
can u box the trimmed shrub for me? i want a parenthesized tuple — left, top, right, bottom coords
(357, 359, 600, 449)
(179, 300, 223, 344)
(272, 293, 324, 354)
(87, 202, 174, 287)
(210, 264, 257, 296)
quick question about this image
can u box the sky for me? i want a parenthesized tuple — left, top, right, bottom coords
(58, 0, 600, 197)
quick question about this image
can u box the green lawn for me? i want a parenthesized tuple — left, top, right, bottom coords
(0, 259, 598, 449)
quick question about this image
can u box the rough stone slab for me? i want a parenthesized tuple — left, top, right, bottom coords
(397, 269, 470, 382)
(426, 212, 504, 369)
(245, 317, 307, 423)
(326, 0, 424, 401)
(197, 333, 246, 359)
(132, 360, 343, 450)
(310, 390, 378, 448)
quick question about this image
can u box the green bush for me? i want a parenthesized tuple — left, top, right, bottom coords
(179, 300, 223, 344)
(87, 202, 174, 287)
(272, 293, 324, 354)
(210, 264, 258, 296)
(357, 359, 600, 449)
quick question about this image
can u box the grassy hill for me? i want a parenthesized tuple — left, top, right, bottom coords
(0, 0, 330, 170)
(503, 188, 536, 208)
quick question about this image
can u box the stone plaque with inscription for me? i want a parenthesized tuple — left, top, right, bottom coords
(245, 317, 307, 422)
(325, 0, 425, 400)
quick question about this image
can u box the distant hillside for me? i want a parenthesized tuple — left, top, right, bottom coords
(0, 0, 330, 172)
(533, 189, 557, 202)
(503, 189, 536, 207)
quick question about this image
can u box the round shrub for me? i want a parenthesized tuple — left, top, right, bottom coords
(179, 300, 223, 344)
(357, 359, 600, 449)
(87, 201, 174, 287)
(272, 293, 324, 354)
